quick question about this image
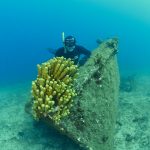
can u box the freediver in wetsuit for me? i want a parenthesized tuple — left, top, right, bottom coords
(48, 35, 91, 66)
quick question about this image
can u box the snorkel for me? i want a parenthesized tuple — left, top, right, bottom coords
(62, 32, 67, 53)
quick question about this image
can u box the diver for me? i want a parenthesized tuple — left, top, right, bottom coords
(48, 35, 91, 66)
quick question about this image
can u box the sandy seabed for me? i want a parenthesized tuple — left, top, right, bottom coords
(0, 75, 150, 150)
(114, 75, 150, 150)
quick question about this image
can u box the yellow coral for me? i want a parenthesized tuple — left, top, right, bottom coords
(31, 57, 78, 124)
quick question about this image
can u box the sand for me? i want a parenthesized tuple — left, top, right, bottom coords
(0, 75, 150, 150)
(114, 75, 150, 150)
(0, 82, 79, 150)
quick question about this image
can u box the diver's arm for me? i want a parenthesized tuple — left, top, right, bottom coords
(46, 48, 57, 55)
(78, 46, 91, 66)
(79, 46, 91, 57)
(55, 47, 64, 57)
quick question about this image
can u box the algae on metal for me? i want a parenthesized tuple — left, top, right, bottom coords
(42, 38, 120, 150)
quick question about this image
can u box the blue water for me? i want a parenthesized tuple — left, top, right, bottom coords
(0, 1, 150, 149)
(0, 0, 150, 85)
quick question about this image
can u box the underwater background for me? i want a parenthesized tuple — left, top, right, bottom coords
(1, 0, 150, 85)
(0, 0, 150, 150)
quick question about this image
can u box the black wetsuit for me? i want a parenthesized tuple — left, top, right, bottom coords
(55, 45, 91, 65)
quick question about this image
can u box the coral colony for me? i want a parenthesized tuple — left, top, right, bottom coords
(31, 57, 78, 124)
